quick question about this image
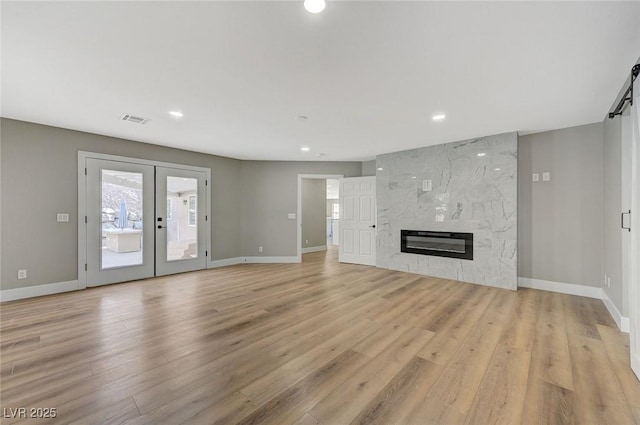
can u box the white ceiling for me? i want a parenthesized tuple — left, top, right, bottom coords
(2, 1, 640, 161)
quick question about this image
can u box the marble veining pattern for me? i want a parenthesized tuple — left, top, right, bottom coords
(376, 132, 518, 290)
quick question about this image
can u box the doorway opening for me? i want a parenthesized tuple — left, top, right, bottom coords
(296, 174, 343, 262)
(326, 178, 340, 248)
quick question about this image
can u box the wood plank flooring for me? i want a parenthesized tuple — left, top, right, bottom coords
(1, 248, 639, 424)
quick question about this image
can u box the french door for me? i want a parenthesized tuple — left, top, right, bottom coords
(155, 166, 207, 276)
(83, 156, 208, 287)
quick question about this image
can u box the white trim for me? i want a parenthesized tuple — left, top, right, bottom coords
(0, 280, 79, 303)
(517, 277, 602, 299)
(208, 257, 244, 268)
(78, 151, 211, 173)
(297, 174, 344, 263)
(302, 245, 327, 254)
(243, 256, 299, 264)
(518, 277, 630, 333)
(602, 289, 630, 333)
(78, 153, 87, 289)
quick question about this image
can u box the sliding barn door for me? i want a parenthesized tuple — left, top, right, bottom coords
(629, 86, 640, 380)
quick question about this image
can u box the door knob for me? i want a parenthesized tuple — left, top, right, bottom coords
(369, 224, 376, 228)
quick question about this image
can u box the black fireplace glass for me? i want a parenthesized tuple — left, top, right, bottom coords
(401, 230, 473, 260)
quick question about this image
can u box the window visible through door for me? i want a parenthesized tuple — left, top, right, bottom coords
(188, 194, 197, 226)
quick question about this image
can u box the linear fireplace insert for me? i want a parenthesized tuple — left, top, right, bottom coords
(401, 230, 473, 260)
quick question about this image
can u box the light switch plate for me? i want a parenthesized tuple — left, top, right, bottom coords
(422, 180, 432, 192)
(542, 172, 551, 181)
(287, 213, 296, 219)
(57, 213, 69, 222)
(532, 173, 539, 182)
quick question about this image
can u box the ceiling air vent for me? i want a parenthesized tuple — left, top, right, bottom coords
(120, 114, 149, 124)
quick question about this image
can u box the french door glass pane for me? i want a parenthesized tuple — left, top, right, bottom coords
(101, 170, 143, 269)
(166, 176, 198, 261)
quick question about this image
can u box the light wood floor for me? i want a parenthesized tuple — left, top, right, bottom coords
(1, 248, 639, 424)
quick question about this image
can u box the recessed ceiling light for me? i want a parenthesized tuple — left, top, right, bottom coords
(304, 0, 326, 14)
(494, 167, 501, 171)
(377, 167, 384, 171)
(432, 114, 446, 121)
(300, 147, 310, 152)
(169, 111, 183, 118)
(477, 153, 486, 157)
(411, 176, 417, 179)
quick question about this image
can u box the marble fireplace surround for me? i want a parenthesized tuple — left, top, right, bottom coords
(376, 132, 518, 290)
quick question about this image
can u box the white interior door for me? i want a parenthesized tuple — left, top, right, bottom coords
(629, 88, 640, 380)
(86, 159, 155, 286)
(155, 167, 207, 276)
(339, 176, 376, 265)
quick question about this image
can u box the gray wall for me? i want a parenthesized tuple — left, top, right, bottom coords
(361, 160, 376, 176)
(602, 116, 623, 312)
(239, 161, 361, 257)
(301, 179, 327, 249)
(518, 123, 603, 287)
(0, 118, 242, 290)
(0, 119, 363, 291)
(377, 132, 518, 290)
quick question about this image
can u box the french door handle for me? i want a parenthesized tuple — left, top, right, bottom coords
(157, 225, 166, 229)
(621, 210, 631, 232)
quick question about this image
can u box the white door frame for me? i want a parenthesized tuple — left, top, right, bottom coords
(296, 174, 344, 262)
(78, 151, 211, 289)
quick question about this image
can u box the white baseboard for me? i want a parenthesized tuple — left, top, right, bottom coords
(517, 277, 602, 299)
(0, 280, 79, 303)
(302, 245, 327, 254)
(243, 256, 299, 264)
(1, 256, 303, 302)
(518, 277, 629, 333)
(209, 256, 303, 268)
(208, 257, 245, 269)
(601, 289, 630, 333)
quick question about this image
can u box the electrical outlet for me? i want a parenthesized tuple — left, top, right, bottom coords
(18, 269, 27, 279)
(305, 239, 309, 245)
(258, 246, 263, 253)
(57, 213, 69, 222)
(532, 173, 539, 182)
(607, 276, 611, 287)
